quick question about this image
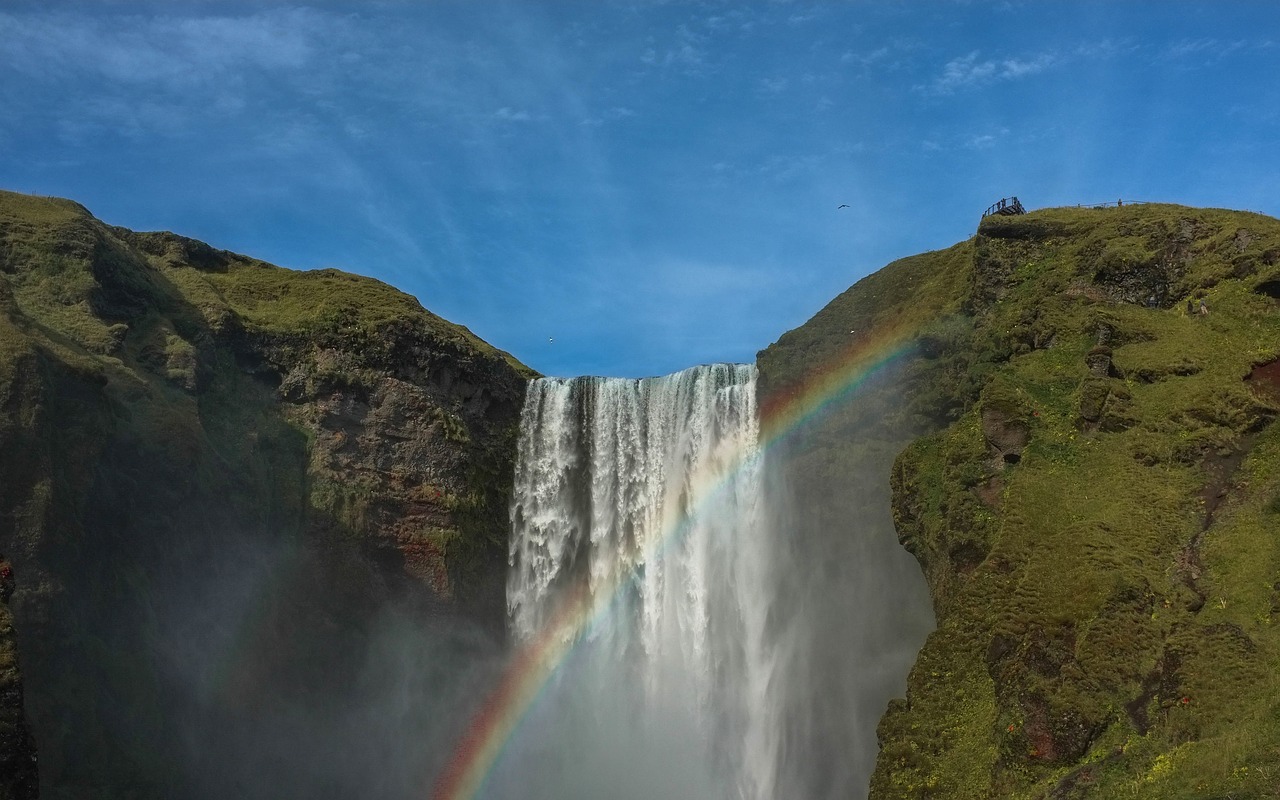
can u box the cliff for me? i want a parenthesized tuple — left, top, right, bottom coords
(8, 186, 1280, 799)
(759, 203, 1280, 798)
(0, 191, 531, 797)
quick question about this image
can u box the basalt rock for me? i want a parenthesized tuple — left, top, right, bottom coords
(0, 556, 37, 800)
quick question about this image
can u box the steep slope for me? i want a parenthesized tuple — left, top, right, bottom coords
(755, 241, 972, 796)
(0, 191, 531, 797)
(760, 203, 1280, 799)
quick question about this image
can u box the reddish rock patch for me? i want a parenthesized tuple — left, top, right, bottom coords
(974, 474, 1005, 510)
(1246, 358, 1280, 400)
(982, 406, 1029, 466)
(399, 538, 453, 598)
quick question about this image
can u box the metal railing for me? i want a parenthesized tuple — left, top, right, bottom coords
(983, 198, 1159, 218)
(1071, 199, 1151, 210)
(981, 196, 1026, 218)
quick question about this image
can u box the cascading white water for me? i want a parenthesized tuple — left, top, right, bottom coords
(505, 363, 780, 799)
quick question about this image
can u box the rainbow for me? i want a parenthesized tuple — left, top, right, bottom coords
(429, 317, 922, 800)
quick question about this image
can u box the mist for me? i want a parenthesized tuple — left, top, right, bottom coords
(762, 360, 937, 797)
(136, 530, 509, 800)
(18, 358, 933, 800)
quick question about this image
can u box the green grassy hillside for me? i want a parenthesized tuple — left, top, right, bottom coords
(760, 202, 1280, 799)
(0, 190, 531, 797)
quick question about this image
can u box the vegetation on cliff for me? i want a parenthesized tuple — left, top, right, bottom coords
(0, 190, 531, 797)
(763, 202, 1280, 798)
(7, 184, 1280, 799)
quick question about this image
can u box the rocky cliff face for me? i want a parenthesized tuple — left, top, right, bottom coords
(760, 203, 1280, 799)
(0, 191, 531, 797)
(0, 555, 37, 800)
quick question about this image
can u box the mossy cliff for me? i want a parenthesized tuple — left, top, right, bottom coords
(761, 203, 1280, 799)
(756, 236, 970, 795)
(0, 190, 531, 797)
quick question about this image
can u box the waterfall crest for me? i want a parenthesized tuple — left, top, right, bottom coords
(505, 363, 778, 798)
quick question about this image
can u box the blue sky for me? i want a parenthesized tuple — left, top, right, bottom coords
(3, 1, 1278, 378)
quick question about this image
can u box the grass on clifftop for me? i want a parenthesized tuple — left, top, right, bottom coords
(0, 189, 531, 378)
(762, 202, 1280, 799)
(167, 247, 532, 377)
(758, 239, 973, 401)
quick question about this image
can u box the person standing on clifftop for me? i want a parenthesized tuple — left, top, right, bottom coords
(1199, 298, 1209, 316)
(1186, 298, 1195, 315)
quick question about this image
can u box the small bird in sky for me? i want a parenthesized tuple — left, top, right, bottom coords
(548, 337, 554, 343)
(838, 204, 850, 209)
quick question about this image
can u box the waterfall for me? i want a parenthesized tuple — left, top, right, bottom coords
(504, 364, 779, 799)
(497, 360, 934, 800)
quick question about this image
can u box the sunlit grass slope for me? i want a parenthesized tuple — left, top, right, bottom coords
(762, 202, 1280, 799)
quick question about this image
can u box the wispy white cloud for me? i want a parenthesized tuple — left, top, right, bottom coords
(924, 49, 1058, 94)
(1000, 55, 1055, 78)
(759, 76, 789, 93)
(839, 38, 923, 76)
(639, 23, 707, 71)
(0, 6, 361, 149)
(1165, 38, 1237, 59)
(1160, 37, 1275, 62)
(0, 8, 327, 88)
(916, 127, 1011, 153)
(1073, 38, 1140, 59)
(493, 107, 535, 122)
(842, 46, 890, 66)
(966, 133, 996, 149)
(701, 7, 768, 34)
(935, 51, 997, 90)
(580, 106, 636, 126)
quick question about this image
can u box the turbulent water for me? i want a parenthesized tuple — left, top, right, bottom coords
(504, 364, 777, 798)
(498, 362, 932, 799)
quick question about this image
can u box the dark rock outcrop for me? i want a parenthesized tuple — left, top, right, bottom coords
(0, 555, 38, 800)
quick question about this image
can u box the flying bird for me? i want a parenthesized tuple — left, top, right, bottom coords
(838, 204, 850, 209)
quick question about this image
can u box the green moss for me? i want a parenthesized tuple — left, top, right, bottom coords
(0, 188, 536, 794)
(763, 201, 1280, 799)
(758, 239, 973, 403)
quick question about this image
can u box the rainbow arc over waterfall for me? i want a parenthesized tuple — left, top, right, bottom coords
(429, 318, 921, 800)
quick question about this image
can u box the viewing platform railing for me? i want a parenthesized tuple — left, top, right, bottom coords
(1071, 199, 1151, 209)
(983, 198, 1162, 218)
(982, 196, 1026, 218)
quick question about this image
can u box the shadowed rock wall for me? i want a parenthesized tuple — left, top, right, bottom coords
(0, 191, 531, 798)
